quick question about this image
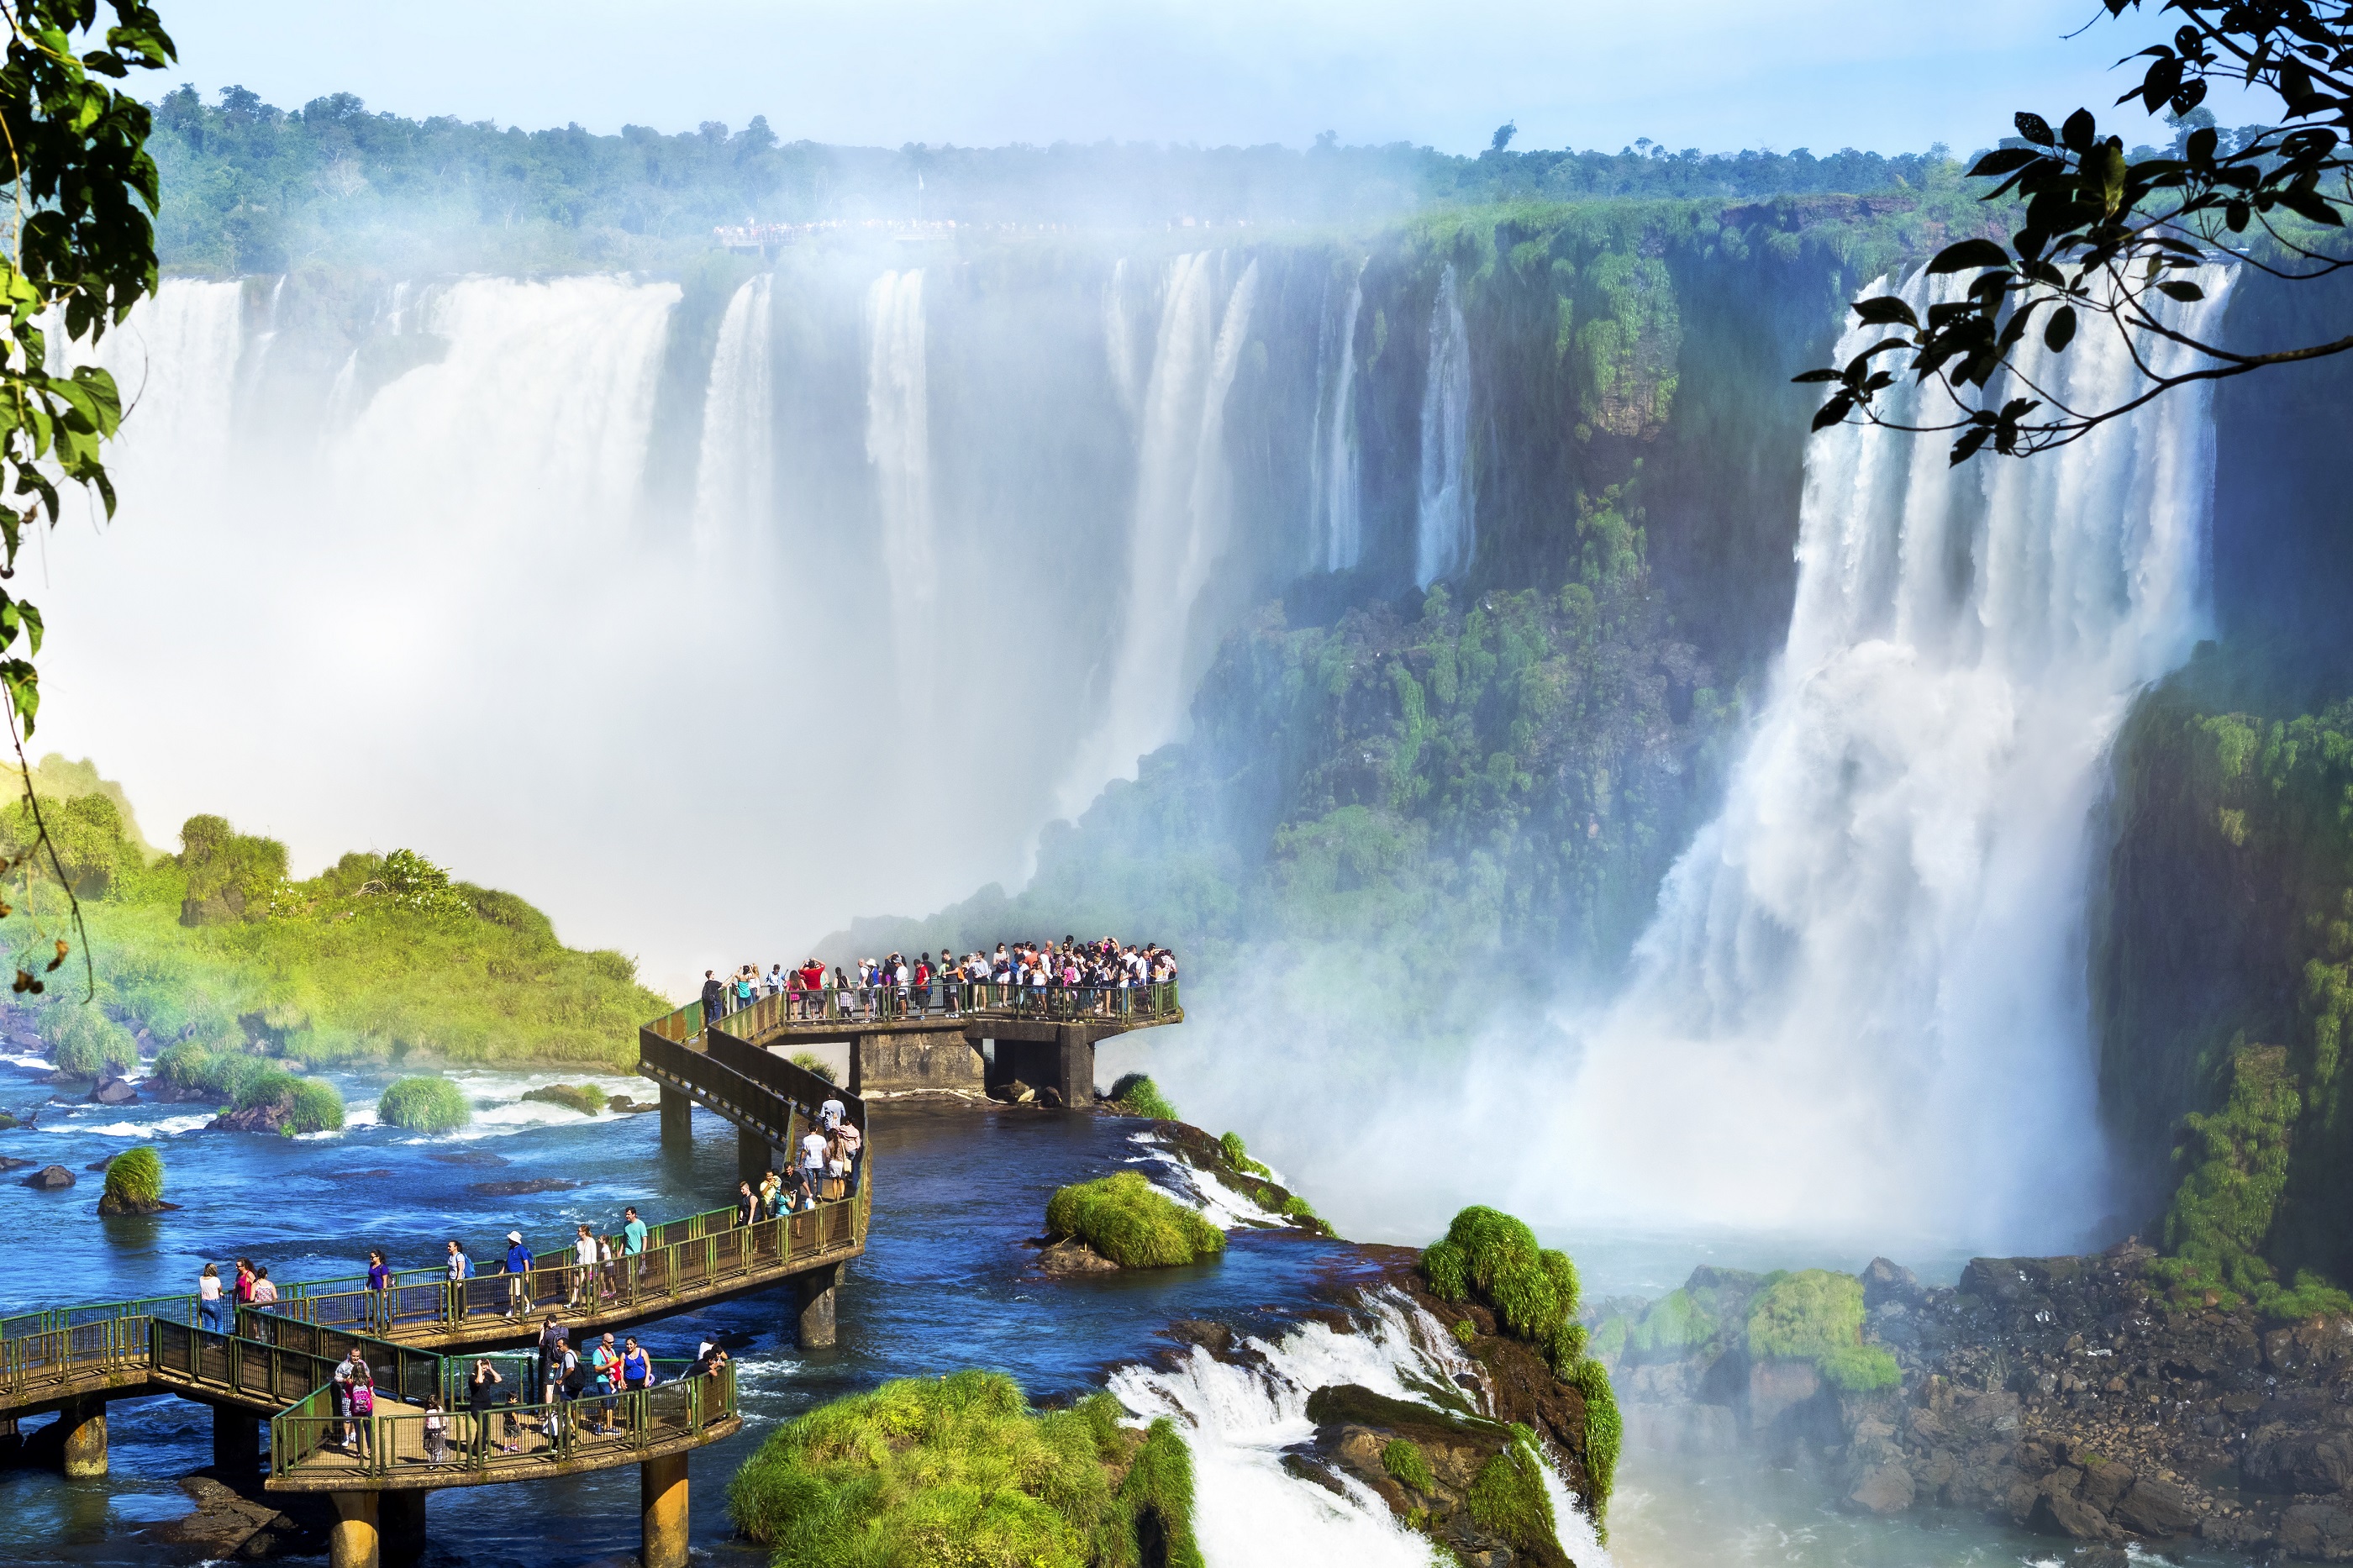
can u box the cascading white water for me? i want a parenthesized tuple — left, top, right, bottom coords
(1055, 252, 1260, 816)
(865, 268, 938, 683)
(69, 278, 245, 495)
(1309, 262, 1366, 572)
(1532, 266, 2234, 1246)
(692, 273, 776, 554)
(1414, 263, 1473, 586)
(1107, 1292, 1607, 1568)
(1104, 255, 1141, 423)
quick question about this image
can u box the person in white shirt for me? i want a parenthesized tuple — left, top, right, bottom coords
(819, 1092, 846, 1131)
(798, 1127, 829, 1199)
(570, 1224, 599, 1308)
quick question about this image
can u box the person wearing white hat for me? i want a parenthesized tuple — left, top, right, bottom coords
(503, 1230, 533, 1318)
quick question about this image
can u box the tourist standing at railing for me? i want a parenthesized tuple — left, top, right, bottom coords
(797, 1122, 828, 1202)
(819, 1088, 846, 1132)
(330, 1348, 365, 1451)
(250, 1266, 278, 1308)
(734, 967, 755, 1015)
(423, 1394, 448, 1465)
(537, 1314, 564, 1412)
(782, 1160, 813, 1212)
(445, 1238, 471, 1285)
(756, 1168, 781, 1218)
(596, 1231, 619, 1302)
(468, 1357, 513, 1454)
(233, 1257, 255, 1310)
(349, 1371, 376, 1462)
(568, 1224, 598, 1308)
(622, 1206, 647, 1286)
(621, 1335, 650, 1392)
(590, 1332, 621, 1434)
(503, 1231, 533, 1318)
(835, 1117, 864, 1197)
(699, 969, 724, 1022)
(197, 1263, 224, 1334)
(734, 1179, 758, 1227)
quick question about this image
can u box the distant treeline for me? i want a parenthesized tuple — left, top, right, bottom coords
(148, 83, 1961, 274)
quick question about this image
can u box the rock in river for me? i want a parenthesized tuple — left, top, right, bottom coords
(87, 1075, 136, 1106)
(22, 1164, 74, 1189)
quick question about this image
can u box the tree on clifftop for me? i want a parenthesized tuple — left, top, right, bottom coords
(0, 1, 175, 994)
(1802, 0, 2353, 461)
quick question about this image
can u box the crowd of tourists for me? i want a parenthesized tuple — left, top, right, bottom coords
(190, 1094, 862, 1463)
(700, 934, 1178, 1023)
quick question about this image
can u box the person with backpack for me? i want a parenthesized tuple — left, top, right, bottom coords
(700, 969, 725, 1021)
(348, 1371, 377, 1463)
(590, 1332, 622, 1434)
(835, 1116, 864, 1198)
(537, 1313, 564, 1406)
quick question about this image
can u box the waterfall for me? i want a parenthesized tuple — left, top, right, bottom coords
(1104, 256, 1140, 422)
(865, 268, 937, 682)
(1106, 1292, 1606, 1568)
(66, 278, 245, 496)
(1541, 266, 2235, 1246)
(1309, 262, 1366, 572)
(692, 273, 776, 554)
(1414, 264, 1473, 586)
(1055, 252, 1260, 816)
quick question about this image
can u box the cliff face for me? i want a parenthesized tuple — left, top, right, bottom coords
(2092, 654, 2353, 1287)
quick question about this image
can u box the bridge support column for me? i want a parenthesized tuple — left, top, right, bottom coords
(328, 1490, 380, 1568)
(59, 1395, 105, 1478)
(659, 1085, 692, 1149)
(642, 1450, 691, 1568)
(794, 1261, 841, 1348)
(212, 1406, 260, 1475)
(739, 1123, 776, 1180)
(1055, 1026, 1097, 1110)
(380, 1489, 427, 1568)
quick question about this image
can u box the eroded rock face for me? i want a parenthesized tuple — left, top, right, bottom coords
(1597, 1239, 2353, 1557)
(96, 1190, 176, 1216)
(145, 1474, 326, 1560)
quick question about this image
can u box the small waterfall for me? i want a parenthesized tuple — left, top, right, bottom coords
(1055, 252, 1260, 816)
(692, 273, 776, 554)
(71, 279, 245, 494)
(1545, 266, 2235, 1245)
(864, 268, 936, 682)
(1107, 1292, 1604, 1568)
(1309, 262, 1366, 572)
(1414, 264, 1473, 586)
(1104, 256, 1140, 422)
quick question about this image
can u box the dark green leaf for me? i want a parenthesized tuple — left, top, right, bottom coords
(1967, 147, 2042, 177)
(1791, 368, 1839, 383)
(2155, 280, 2205, 302)
(2044, 306, 2077, 352)
(1852, 296, 1919, 328)
(2016, 112, 2056, 146)
(2061, 108, 2098, 152)
(1928, 238, 2012, 274)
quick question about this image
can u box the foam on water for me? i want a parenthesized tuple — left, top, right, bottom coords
(50, 1112, 213, 1139)
(1124, 1130, 1287, 1229)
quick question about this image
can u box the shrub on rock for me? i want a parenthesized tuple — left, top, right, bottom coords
(1105, 1072, 1176, 1121)
(1045, 1171, 1224, 1269)
(377, 1076, 471, 1133)
(787, 1050, 836, 1085)
(521, 1082, 604, 1116)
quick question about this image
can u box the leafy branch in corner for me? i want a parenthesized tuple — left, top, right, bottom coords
(1799, 0, 2353, 462)
(0, 0, 175, 995)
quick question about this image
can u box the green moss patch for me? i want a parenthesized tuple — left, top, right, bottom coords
(376, 1076, 471, 1133)
(1045, 1171, 1224, 1270)
(1382, 1438, 1435, 1492)
(45, 1005, 137, 1078)
(1105, 1073, 1177, 1121)
(728, 1370, 1200, 1568)
(1466, 1426, 1558, 1559)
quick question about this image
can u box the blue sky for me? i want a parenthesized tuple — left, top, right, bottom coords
(158, 0, 2201, 155)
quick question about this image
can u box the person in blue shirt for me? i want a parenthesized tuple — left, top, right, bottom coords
(503, 1230, 533, 1318)
(622, 1206, 648, 1289)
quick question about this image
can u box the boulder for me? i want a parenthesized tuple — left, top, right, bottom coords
(2245, 1426, 2353, 1494)
(470, 1178, 579, 1198)
(1861, 1256, 1923, 1308)
(22, 1164, 74, 1189)
(2280, 1502, 2353, 1561)
(2113, 1477, 2200, 1538)
(1037, 1238, 1120, 1274)
(84, 1156, 115, 1171)
(1748, 1358, 1823, 1431)
(990, 1080, 1035, 1104)
(97, 1190, 178, 1216)
(0, 1155, 32, 1172)
(87, 1076, 135, 1105)
(1037, 1087, 1066, 1108)
(1848, 1462, 1915, 1515)
(520, 1083, 605, 1116)
(208, 1099, 292, 1134)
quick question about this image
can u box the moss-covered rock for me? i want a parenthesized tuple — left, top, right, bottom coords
(96, 1144, 176, 1215)
(1104, 1071, 1177, 1121)
(1746, 1269, 1899, 1392)
(727, 1371, 1201, 1568)
(206, 1067, 343, 1134)
(520, 1082, 605, 1116)
(1045, 1171, 1224, 1270)
(377, 1075, 471, 1133)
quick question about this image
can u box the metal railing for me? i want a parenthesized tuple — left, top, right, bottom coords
(270, 1361, 737, 1482)
(675, 979, 1182, 1041)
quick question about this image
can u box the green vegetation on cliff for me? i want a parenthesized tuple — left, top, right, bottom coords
(1104, 1073, 1176, 1121)
(2098, 653, 2353, 1306)
(1745, 1270, 1899, 1392)
(1420, 1205, 1619, 1518)
(376, 1076, 471, 1134)
(727, 1371, 1200, 1568)
(1045, 1172, 1224, 1269)
(0, 758, 665, 1076)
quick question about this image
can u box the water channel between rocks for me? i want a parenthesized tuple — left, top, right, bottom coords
(0, 1061, 2276, 1567)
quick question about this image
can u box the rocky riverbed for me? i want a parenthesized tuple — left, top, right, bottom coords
(1601, 1239, 2353, 1558)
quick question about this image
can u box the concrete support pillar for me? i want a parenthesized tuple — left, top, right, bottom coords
(212, 1406, 260, 1475)
(642, 1450, 691, 1568)
(1054, 1026, 1096, 1110)
(59, 1395, 106, 1478)
(327, 1490, 380, 1568)
(738, 1123, 775, 1181)
(795, 1261, 840, 1349)
(659, 1085, 692, 1149)
(379, 1489, 426, 1568)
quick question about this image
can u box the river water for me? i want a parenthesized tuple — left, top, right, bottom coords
(0, 1056, 2252, 1567)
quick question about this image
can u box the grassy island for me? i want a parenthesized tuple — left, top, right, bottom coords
(728, 1371, 1201, 1568)
(376, 1076, 472, 1133)
(1045, 1171, 1224, 1269)
(102, 1145, 163, 1205)
(0, 758, 666, 1076)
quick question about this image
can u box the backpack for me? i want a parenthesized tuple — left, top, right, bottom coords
(350, 1384, 375, 1416)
